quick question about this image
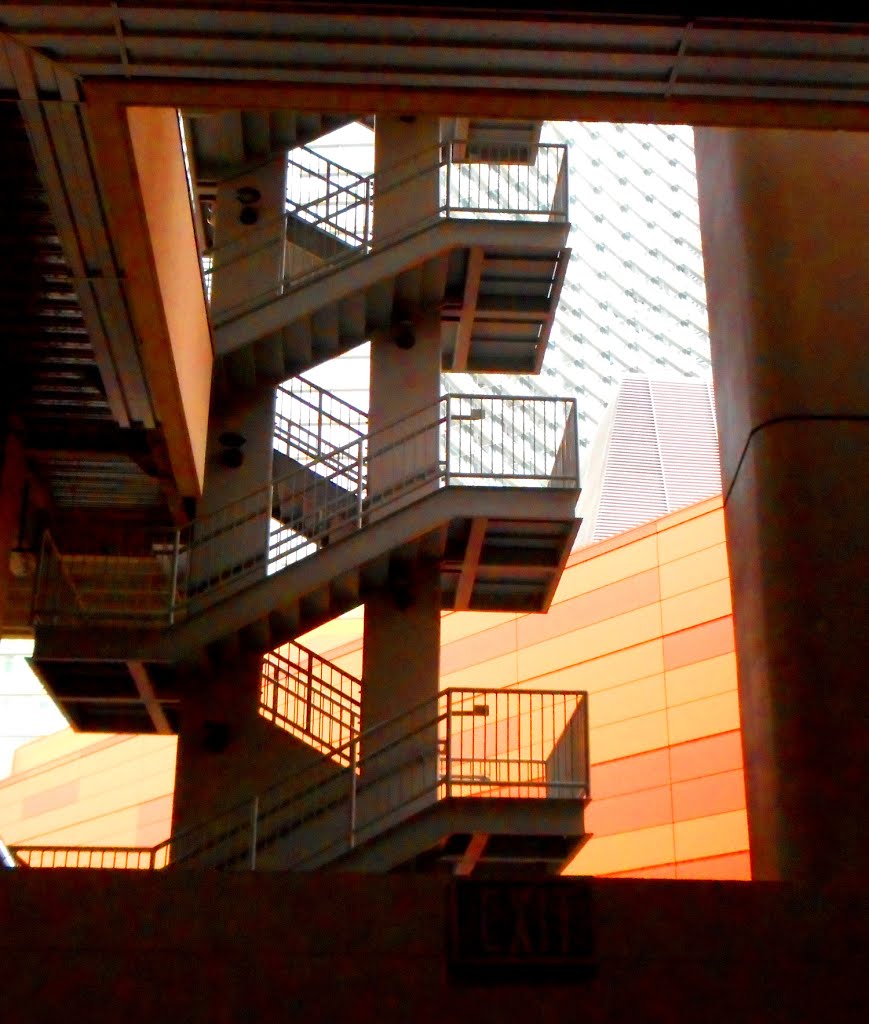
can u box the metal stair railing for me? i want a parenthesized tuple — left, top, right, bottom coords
(207, 141, 569, 325)
(32, 394, 579, 627)
(9, 687, 589, 872)
(274, 375, 368, 480)
(260, 639, 361, 764)
(286, 145, 372, 249)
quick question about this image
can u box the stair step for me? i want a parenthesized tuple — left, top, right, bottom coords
(311, 305, 339, 356)
(239, 617, 271, 651)
(420, 254, 449, 308)
(282, 317, 314, 370)
(300, 586, 330, 622)
(339, 292, 367, 340)
(394, 265, 422, 313)
(268, 602, 300, 642)
(330, 568, 360, 608)
(240, 110, 271, 159)
(360, 553, 390, 589)
(225, 346, 258, 391)
(364, 278, 396, 330)
(253, 333, 286, 381)
(269, 110, 297, 149)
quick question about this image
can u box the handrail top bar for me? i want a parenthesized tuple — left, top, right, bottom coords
(289, 143, 373, 185)
(13, 684, 588, 866)
(165, 685, 589, 851)
(277, 375, 369, 421)
(290, 139, 567, 190)
(208, 138, 568, 266)
(189, 391, 578, 534)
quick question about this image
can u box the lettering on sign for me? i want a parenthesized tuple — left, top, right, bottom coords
(448, 879, 594, 981)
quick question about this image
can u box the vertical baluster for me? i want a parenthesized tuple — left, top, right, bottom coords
(349, 736, 358, 848)
(444, 396, 451, 486)
(445, 690, 453, 799)
(355, 439, 364, 527)
(168, 527, 181, 625)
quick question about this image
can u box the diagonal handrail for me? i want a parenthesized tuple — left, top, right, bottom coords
(260, 639, 361, 763)
(9, 687, 589, 872)
(32, 393, 579, 626)
(274, 375, 367, 476)
(208, 141, 569, 325)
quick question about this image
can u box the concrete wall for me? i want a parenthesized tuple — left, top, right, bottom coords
(0, 872, 863, 1024)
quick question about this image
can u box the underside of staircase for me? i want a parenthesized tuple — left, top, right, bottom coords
(31, 481, 578, 733)
(214, 219, 570, 390)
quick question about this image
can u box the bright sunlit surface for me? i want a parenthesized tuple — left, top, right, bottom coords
(0, 638, 66, 779)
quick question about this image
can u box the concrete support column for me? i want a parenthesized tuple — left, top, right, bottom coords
(694, 128, 869, 883)
(361, 116, 444, 745)
(172, 650, 324, 838)
(189, 390, 276, 600)
(210, 152, 288, 322)
(373, 115, 441, 242)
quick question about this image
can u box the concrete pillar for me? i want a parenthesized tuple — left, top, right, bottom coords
(694, 128, 869, 883)
(362, 117, 444, 748)
(188, 152, 290, 598)
(373, 115, 441, 243)
(172, 650, 325, 842)
(188, 389, 276, 603)
(210, 152, 288, 322)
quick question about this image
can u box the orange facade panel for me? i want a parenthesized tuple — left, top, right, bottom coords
(669, 729, 744, 783)
(667, 690, 741, 746)
(591, 747, 671, 800)
(518, 568, 660, 648)
(662, 616, 735, 671)
(676, 851, 752, 881)
(656, 507, 726, 563)
(665, 652, 737, 707)
(674, 809, 750, 862)
(658, 542, 729, 599)
(2, 498, 747, 878)
(671, 769, 746, 823)
(565, 822, 676, 876)
(584, 784, 674, 837)
(660, 578, 733, 635)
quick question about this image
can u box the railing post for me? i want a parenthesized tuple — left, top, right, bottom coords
(444, 396, 451, 486)
(32, 531, 48, 622)
(561, 146, 569, 220)
(249, 796, 259, 870)
(355, 439, 364, 527)
(349, 737, 358, 849)
(168, 527, 181, 625)
(317, 386, 324, 456)
(363, 177, 371, 248)
(444, 142, 451, 217)
(445, 690, 453, 799)
(305, 648, 314, 735)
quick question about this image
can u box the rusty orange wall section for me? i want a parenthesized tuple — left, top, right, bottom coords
(313, 494, 749, 880)
(0, 496, 747, 878)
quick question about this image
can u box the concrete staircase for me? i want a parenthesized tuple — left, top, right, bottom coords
(211, 140, 571, 389)
(12, 686, 590, 876)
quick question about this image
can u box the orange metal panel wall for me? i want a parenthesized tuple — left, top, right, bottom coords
(310, 493, 749, 879)
(0, 495, 747, 877)
(0, 733, 176, 848)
